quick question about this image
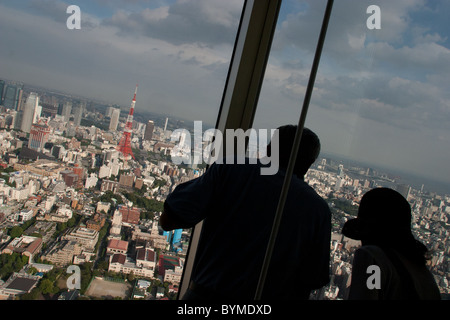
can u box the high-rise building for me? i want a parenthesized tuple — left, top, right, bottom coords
(62, 101, 72, 122)
(14, 110, 23, 130)
(144, 120, 154, 141)
(5, 110, 17, 129)
(21, 93, 39, 133)
(73, 103, 84, 127)
(335, 177, 343, 191)
(109, 108, 120, 131)
(33, 104, 42, 124)
(57, 103, 64, 116)
(397, 184, 411, 200)
(106, 106, 113, 118)
(3, 84, 23, 110)
(29, 120, 51, 152)
(106, 105, 120, 118)
(337, 164, 344, 177)
(0, 80, 5, 104)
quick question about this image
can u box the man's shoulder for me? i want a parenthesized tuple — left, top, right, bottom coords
(211, 156, 270, 175)
(291, 177, 327, 201)
(214, 156, 264, 167)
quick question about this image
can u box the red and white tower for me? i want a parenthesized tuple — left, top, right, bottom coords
(116, 85, 138, 164)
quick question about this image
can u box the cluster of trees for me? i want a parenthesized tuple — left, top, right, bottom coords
(0, 253, 29, 281)
(95, 220, 111, 260)
(122, 191, 164, 216)
(20, 263, 94, 300)
(8, 218, 36, 239)
(95, 190, 124, 209)
(330, 198, 359, 217)
(0, 166, 16, 187)
(20, 267, 65, 300)
(80, 118, 109, 131)
(53, 215, 79, 239)
(151, 178, 166, 189)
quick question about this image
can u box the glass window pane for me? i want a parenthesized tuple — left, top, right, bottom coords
(0, 0, 244, 300)
(255, 0, 449, 299)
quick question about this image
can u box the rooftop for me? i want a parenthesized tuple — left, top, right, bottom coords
(107, 239, 129, 251)
(136, 248, 155, 262)
(4, 274, 39, 294)
(110, 253, 126, 265)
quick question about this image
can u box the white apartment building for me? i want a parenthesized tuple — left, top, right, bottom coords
(108, 254, 154, 278)
(164, 266, 183, 285)
(96, 201, 111, 214)
(41, 240, 82, 266)
(136, 247, 156, 271)
(84, 173, 98, 189)
(98, 165, 111, 179)
(57, 205, 73, 219)
(63, 227, 99, 250)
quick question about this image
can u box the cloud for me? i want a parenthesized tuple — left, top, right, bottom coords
(0, 2, 239, 124)
(367, 40, 450, 76)
(102, 0, 243, 47)
(262, 0, 450, 136)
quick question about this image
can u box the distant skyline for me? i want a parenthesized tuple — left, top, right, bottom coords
(0, 0, 449, 188)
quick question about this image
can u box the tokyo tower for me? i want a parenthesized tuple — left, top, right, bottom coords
(117, 84, 138, 163)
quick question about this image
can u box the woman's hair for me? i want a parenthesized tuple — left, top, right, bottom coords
(368, 234, 431, 266)
(357, 188, 431, 265)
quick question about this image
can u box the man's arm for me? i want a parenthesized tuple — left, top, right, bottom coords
(159, 163, 220, 232)
(160, 203, 193, 231)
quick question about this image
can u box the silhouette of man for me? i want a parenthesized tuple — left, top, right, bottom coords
(160, 125, 331, 299)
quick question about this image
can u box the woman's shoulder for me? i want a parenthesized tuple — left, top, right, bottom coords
(355, 245, 389, 261)
(353, 245, 397, 273)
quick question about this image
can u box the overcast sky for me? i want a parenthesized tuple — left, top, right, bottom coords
(0, 0, 449, 189)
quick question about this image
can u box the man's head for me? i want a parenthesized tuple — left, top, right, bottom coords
(267, 125, 321, 177)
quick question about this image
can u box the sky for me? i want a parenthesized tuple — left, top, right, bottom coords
(0, 0, 449, 190)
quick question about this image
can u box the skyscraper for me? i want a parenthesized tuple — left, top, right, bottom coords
(106, 106, 113, 118)
(335, 177, 343, 191)
(21, 93, 39, 133)
(14, 111, 23, 130)
(29, 120, 51, 152)
(397, 184, 411, 200)
(73, 102, 84, 127)
(62, 101, 72, 122)
(33, 104, 42, 123)
(144, 120, 154, 141)
(0, 80, 5, 104)
(338, 164, 344, 177)
(109, 108, 120, 131)
(3, 84, 23, 110)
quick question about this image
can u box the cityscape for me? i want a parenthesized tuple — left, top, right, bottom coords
(0, 77, 448, 301)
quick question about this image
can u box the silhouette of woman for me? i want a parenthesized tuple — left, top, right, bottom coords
(342, 187, 440, 300)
